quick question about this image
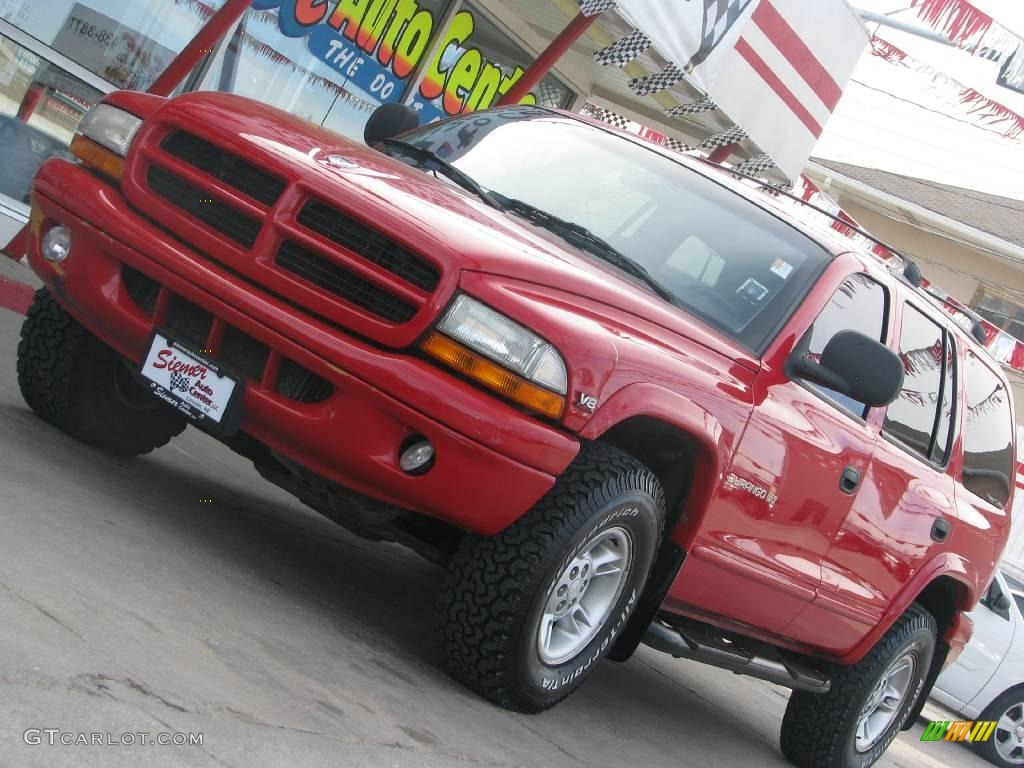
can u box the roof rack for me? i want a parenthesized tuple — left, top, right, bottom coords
(708, 161, 992, 347)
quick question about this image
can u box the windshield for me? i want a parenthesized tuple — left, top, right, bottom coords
(397, 107, 831, 352)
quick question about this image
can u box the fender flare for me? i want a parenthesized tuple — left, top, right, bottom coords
(580, 381, 734, 550)
(844, 552, 977, 666)
(581, 382, 739, 660)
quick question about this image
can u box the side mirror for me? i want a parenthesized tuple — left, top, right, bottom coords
(787, 330, 904, 408)
(993, 591, 1013, 613)
(364, 103, 420, 146)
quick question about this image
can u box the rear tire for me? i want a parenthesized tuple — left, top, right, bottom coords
(973, 687, 1024, 767)
(780, 603, 936, 768)
(17, 289, 186, 456)
(437, 442, 665, 713)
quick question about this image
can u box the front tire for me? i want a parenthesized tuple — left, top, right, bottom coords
(17, 289, 186, 456)
(781, 603, 936, 768)
(437, 442, 665, 713)
(973, 687, 1024, 767)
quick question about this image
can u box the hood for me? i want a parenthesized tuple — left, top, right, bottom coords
(144, 93, 755, 367)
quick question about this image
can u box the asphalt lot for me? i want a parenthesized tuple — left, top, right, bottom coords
(0, 257, 989, 768)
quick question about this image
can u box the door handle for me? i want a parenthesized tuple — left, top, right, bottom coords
(931, 517, 951, 543)
(839, 466, 861, 495)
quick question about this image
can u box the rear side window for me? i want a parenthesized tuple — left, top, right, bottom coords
(962, 354, 1014, 508)
(883, 305, 954, 461)
(802, 274, 888, 417)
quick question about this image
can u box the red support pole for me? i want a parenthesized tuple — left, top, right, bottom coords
(498, 12, 599, 106)
(16, 82, 46, 121)
(707, 143, 738, 164)
(147, 0, 254, 96)
(2, 227, 28, 262)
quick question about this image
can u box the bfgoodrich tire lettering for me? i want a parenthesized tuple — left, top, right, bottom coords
(780, 603, 937, 768)
(437, 442, 665, 713)
(17, 289, 186, 456)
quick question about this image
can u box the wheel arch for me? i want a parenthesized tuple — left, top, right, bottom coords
(580, 385, 735, 661)
(580, 383, 732, 548)
(898, 569, 977, 730)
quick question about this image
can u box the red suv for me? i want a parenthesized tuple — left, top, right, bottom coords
(17, 91, 1017, 768)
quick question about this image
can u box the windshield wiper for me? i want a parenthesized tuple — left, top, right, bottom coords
(378, 139, 503, 210)
(497, 196, 679, 305)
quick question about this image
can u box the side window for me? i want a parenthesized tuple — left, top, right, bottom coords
(963, 354, 1014, 508)
(883, 305, 950, 460)
(802, 274, 888, 416)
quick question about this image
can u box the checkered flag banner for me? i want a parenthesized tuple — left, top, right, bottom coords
(733, 153, 777, 176)
(691, 0, 756, 69)
(629, 63, 684, 96)
(581, 102, 631, 130)
(698, 125, 747, 150)
(662, 136, 695, 153)
(665, 96, 717, 116)
(534, 80, 566, 108)
(594, 29, 651, 67)
(578, 0, 617, 15)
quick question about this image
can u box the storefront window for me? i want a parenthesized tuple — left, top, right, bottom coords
(0, 1, 226, 91)
(974, 287, 1024, 344)
(0, 33, 101, 206)
(197, 1, 575, 142)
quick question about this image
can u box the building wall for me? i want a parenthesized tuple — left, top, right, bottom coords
(838, 200, 1024, 308)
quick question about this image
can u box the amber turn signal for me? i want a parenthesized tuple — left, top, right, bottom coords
(421, 332, 565, 419)
(70, 134, 125, 181)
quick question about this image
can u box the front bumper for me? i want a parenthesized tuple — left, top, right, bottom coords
(27, 159, 579, 535)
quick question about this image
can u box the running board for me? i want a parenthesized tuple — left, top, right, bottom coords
(642, 620, 831, 693)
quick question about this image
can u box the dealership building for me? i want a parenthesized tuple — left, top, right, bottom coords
(0, 0, 604, 245)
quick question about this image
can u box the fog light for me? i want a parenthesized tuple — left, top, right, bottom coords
(400, 438, 435, 475)
(41, 226, 71, 263)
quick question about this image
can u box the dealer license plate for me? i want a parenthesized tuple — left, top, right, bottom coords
(140, 332, 239, 429)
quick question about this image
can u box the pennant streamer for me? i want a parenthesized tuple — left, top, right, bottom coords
(911, 0, 993, 45)
(870, 36, 1024, 139)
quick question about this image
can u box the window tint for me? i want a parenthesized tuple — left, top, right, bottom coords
(802, 274, 888, 416)
(883, 306, 946, 458)
(963, 354, 1014, 508)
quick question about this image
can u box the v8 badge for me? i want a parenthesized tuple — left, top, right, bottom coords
(575, 392, 598, 413)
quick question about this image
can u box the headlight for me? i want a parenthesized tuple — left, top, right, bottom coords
(422, 295, 567, 418)
(77, 104, 142, 156)
(70, 104, 142, 180)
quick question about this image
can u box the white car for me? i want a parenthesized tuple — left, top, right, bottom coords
(933, 569, 1024, 766)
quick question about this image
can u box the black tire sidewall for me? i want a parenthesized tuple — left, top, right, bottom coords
(841, 629, 935, 768)
(515, 490, 660, 708)
(975, 688, 1024, 767)
(18, 290, 184, 455)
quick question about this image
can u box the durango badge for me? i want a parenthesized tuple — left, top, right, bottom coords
(725, 472, 778, 507)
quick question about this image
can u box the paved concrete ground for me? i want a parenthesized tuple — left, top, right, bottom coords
(0, 260, 988, 768)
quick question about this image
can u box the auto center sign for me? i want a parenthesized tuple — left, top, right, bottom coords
(252, 0, 540, 123)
